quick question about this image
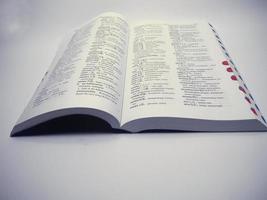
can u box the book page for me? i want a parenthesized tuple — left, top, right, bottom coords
(17, 12, 129, 127)
(121, 21, 256, 125)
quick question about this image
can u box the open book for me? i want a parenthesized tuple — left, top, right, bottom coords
(11, 12, 267, 136)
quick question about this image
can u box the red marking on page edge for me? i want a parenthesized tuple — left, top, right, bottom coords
(251, 108, 258, 116)
(245, 96, 251, 103)
(231, 75, 237, 81)
(227, 67, 233, 72)
(222, 60, 229, 65)
(239, 86, 246, 94)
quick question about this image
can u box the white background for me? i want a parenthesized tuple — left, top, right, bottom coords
(1, 0, 267, 199)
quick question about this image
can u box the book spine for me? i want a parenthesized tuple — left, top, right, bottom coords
(209, 23, 266, 125)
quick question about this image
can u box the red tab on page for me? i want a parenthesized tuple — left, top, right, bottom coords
(231, 75, 237, 81)
(245, 96, 251, 104)
(239, 86, 246, 94)
(222, 60, 229, 65)
(251, 108, 258, 116)
(227, 67, 233, 72)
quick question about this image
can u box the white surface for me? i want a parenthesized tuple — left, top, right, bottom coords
(1, 0, 267, 199)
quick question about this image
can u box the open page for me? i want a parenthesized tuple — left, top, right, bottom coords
(13, 12, 129, 133)
(121, 21, 266, 130)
